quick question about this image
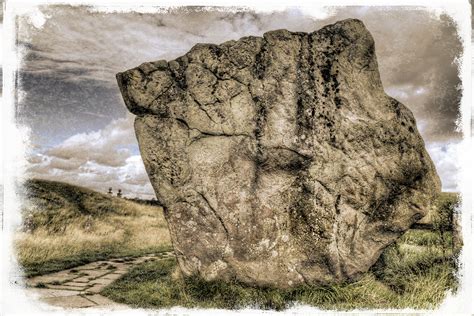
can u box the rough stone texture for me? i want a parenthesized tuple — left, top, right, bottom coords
(116, 19, 441, 288)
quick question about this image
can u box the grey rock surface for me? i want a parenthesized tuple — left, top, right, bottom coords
(117, 19, 441, 288)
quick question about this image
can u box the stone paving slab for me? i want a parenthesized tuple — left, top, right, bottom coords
(74, 270, 111, 278)
(100, 273, 124, 281)
(29, 289, 81, 298)
(27, 273, 75, 287)
(85, 294, 120, 305)
(62, 281, 91, 288)
(71, 277, 94, 283)
(41, 295, 97, 308)
(46, 285, 88, 291)
(107, 262, 129, 268)
(85, 284, 107, 294)
(24, 252, 175, 309)
(88, 278, 111, 285)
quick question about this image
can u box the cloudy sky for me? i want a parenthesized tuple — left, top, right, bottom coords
(16, 5, 464, 198)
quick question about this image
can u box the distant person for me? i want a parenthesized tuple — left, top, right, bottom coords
(117, 189, 122, 198)
(108, 187, 113, 195)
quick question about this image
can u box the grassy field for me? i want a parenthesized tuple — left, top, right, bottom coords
(15, 179, 171, 277)
(102, 193, 461, 311)
(101, 229, 459, 310)
(16, 180, 461, 310)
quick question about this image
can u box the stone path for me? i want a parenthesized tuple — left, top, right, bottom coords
(25, 251, 175, 309)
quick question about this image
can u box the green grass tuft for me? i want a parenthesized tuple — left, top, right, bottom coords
(102, 228, 460, 311)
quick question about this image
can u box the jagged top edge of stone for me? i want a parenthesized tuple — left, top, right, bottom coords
(116, 18, 372, 114)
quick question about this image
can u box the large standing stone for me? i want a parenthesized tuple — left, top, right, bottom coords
(116, 19, 441, 288)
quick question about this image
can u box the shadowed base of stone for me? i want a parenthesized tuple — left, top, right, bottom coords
(24, 252, 174, 309)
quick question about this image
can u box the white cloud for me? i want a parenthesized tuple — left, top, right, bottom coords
(17, 6, 334, 84)
(46, 114, 136, 167)
(26, 115, 156, 199)
(426, 140, 461, 192)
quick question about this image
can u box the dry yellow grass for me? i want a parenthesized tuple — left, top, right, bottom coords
(15, 206, 170, 265)
(15, 179, 171, 276)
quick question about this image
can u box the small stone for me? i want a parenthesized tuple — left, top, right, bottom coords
(169, 60, 180, 71)
(152, 59, 169, 70)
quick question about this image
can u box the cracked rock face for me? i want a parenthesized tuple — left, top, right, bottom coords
(117, 19, 441, 288)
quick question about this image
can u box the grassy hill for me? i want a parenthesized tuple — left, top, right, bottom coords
(15, 179, 171, 276)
